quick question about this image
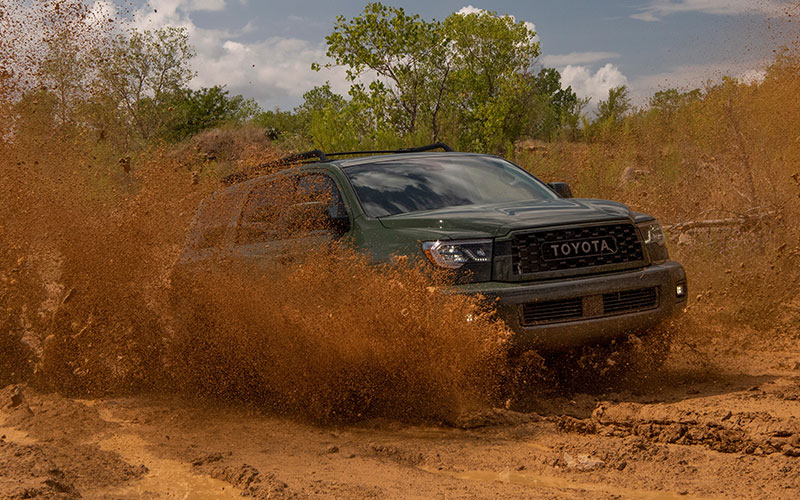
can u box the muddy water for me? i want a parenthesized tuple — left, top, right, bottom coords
(425, 468, 724, 500)
(92, 433, 242, 500)
(84, 403, 242, 500)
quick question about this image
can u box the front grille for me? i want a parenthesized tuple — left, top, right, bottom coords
(519, 287, 660, 326)
(520, 297, 583, 324)
(511, 223, 644, 275)
(602, 287, 659, 315)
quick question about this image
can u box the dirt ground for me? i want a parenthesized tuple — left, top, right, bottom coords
(2, 337, 799, 500)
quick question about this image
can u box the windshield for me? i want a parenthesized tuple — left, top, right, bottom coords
(343, 156, 558, 217)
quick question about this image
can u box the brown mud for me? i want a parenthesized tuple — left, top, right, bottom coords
(2, 343, 800, 499)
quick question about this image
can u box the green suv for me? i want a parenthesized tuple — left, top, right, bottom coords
(176, 144, 687, 351)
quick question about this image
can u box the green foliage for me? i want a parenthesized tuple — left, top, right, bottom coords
(307, 82, 423, 152)
(252, 109, 306, 138)
(596, 85, 631, 123)
(11, 89, 60, 138)
(582, 86, 633, 142)
(16, 3, 598, 155)
(252, 83, 349, 141)
(316, 3, 573, 152)
(324, 2, 441, 135)
(38, 29, 89, 126)
(162, 86, 260, 141)
(441, 8, 541, 151)
(297, 82, 347, 114)
(91, 27, 196, 144)
(649, 88, 702, 115)
(443, 8, 539, 100)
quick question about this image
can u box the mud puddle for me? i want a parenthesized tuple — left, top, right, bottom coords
(422, 467, 724, 500)
(84, 403, 242, 500)
(3, 351, 800, 500)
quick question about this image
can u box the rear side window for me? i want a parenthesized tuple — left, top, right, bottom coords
(295, 175, 347, 219)
(236, 173, 348, 245)
(187, 188, 244, 249)
(236, 176, 294, 245)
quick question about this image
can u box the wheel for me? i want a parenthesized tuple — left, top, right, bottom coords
(546, 328, 674, 391)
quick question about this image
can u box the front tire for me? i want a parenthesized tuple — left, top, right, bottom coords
(547, 328, 673, 391)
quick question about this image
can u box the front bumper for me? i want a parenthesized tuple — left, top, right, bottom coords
(455, 261, 687, 352)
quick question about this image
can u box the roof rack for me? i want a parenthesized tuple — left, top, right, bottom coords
(221, 142, 453, 186)
(221, 149, 327, 185)
(324, 142, 453, 158)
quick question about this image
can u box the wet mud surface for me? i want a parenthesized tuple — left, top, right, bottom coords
(2, 345, 799, 500)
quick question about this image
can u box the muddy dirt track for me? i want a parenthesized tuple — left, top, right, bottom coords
(2, 339, 799, 500)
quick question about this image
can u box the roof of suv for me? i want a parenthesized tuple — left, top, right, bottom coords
(329, 151, 482, 168)
(220, 143, 460, 186)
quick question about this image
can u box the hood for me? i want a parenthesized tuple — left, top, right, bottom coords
(378, 198, 634, 238)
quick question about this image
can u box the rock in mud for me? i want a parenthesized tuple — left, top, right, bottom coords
(562, 453, 605, 472)
(198, 462, 301, 499)
(368, 443, 423, 466)
(191, 451, 229, 466)
(661, 423, 687, 443)
(555, 415, 597, 435)
(8, 385, 23, 408)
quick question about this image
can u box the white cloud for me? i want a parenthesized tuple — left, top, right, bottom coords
(561, 63, 629, 107)
(542, 51, 620, 66)
(740, 69, 767, 85)
(631, 0, 789, 22)
(191, 36, 351, 106)
(130, 1, 349, 109)
(186, 0, 226, 10)
(87, 0, 118, 25)
(456, 5, 484, 16)
(456, 5, 538, 42)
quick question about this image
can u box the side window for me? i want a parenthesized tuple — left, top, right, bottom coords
(188, 189, 242, 250)
(236, 177, 294, 245)
(295, 174, 348, 220)
(235, 173, 349, 246)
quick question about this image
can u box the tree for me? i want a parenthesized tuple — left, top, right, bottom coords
(296, 82, 347, 115)
(443, 9, 539, 101)
(440, 9, 541, 151)
(322, 3, 442, 136)
(596, 85, 632, 124)
(319, 4, 544, 151)
(649, 88, 702, 115)
(94, 27, 196, 142)
(524, 68, 582, 140)
(38, 30, 89, 126)
(162, 86, 259, 141)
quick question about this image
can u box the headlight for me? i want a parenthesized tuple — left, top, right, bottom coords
(637, 219, 668, 263)
(638, 220, 665, 246)
(421, 239, 493, 269)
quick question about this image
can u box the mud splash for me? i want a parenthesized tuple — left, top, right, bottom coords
(0, 131, 511, 421)
(0, 1, 513, 421)
(167, 246, 511, 421)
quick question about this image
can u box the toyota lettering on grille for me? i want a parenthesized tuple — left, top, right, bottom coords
(541, 236, 618, 261)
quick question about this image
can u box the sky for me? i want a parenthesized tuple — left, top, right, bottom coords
(114, 0, 796, 112)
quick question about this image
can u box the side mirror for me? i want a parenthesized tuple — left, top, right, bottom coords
(548, 182, 573, 198)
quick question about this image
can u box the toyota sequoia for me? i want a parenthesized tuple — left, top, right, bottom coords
(175, 143, 687, 352)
